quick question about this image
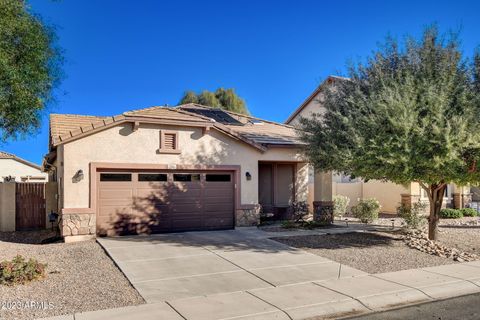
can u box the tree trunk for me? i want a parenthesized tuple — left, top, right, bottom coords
(427, 184, 446, 240)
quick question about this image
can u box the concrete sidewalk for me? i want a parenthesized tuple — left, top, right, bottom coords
(40, 231, 480, 320)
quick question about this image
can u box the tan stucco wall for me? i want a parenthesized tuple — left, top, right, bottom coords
(0, 183, 16, 231)
(295, 163, 309, 203)
(288, 91, 326, 127)
(60, 123, 308, 209)
(333, 182, 363, 210)
(333, 180, 410, 214)
(363, 180, 409, 213)
(0, 159, 47, 182)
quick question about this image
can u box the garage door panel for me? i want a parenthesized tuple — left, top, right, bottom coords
(99, 189, 133, 200)
(172, 218, 203, 230)
(170, 190, 202, 199)
(134, 196, 169, 207)
(170, 204, 202, 214)
(205, 203, 233, 212)
(135, 204, 169, 216)
(98, 205, 133, 217)
(97, 170, 234, 235)
(204, 217, 233, 228)
(204, 197, 233, 205)
(173, 182, 201, 188)
(99, 200, 133, 209)
(136, 189, 169, 200)
(204, 188, 233, 198)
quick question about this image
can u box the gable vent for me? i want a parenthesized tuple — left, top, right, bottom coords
(164, 133, 176, 150)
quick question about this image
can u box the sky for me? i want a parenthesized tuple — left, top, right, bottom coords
(3, 0, 480, 164)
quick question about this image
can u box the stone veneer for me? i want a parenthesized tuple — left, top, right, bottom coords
(61, 212, 96, 237)
(400, 194, 421, 210)
(313, 201, 334, 224)
(235, 205, 261, 227)
(453, 192, 472, 209)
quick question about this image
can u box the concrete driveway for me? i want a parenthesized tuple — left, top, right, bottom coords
(98, 228, 366, 303)
(70, 229, 480, 320)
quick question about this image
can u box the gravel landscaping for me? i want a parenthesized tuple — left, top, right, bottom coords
(259, 223, 344, 233)
(0, 232, 144, 320)
(272, 231, 454, 274)
(438, 218, 480, 256)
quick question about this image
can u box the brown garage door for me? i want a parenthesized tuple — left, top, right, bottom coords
(96, 170, 234, 235)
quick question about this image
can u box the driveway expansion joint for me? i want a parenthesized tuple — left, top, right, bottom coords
(245, 291, 294, 320)
(311, 281, 374, 311)
(131, 269, 243, 284)
(121, 252, 213, 263)
(200, 245, 278, 288)
(246, 260, 333, 271)
(370, 274, 436, 300)
(164, 301, 188, 320)
(422, 268, 480, 288)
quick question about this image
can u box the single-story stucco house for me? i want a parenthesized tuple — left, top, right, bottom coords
(286, 76, 472, 213)
(0, 151, 48, 183)
(44, 104, 332, 241)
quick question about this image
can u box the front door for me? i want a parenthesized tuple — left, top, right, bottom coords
(258, 163, 295, 219)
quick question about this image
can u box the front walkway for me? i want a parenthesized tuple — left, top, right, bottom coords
(42, 228, 480, 320)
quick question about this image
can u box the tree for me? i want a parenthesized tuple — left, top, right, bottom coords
(0, 0, 63, 142)
(179, 91, 198, 104)
(198, 91, 221, 108)
(299, 26, 480, 240)
(214, 88, 249, 114)
(179, 88, 250, 114)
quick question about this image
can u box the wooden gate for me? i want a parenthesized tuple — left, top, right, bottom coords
(15, 183, 46, 231)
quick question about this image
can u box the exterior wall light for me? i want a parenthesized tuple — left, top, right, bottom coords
(73, 169, 84, 182)
(246, 172, 252, 181)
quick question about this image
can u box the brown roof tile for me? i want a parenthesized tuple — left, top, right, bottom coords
(50, 114, 112, 145)
(177, 104, 302, 146)
(0, 151, 15, 159)
(124, 106, 209, 122)
(49, 104, 302, 150)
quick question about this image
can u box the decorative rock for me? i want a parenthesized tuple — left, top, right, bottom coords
(402, 229, 479, 262)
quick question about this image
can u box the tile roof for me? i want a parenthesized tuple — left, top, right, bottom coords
(49, 104, 303, 150)
(177, 104, 302, 146)
(50, 114, 112, 144)
(0, 151, 15, 159)
(124, 106, 210, 122)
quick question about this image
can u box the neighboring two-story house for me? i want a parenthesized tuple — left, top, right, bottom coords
(286, 76, 471, 213)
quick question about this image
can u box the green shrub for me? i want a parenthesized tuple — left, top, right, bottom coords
(439, 208, 463, 219)
(0, 255, 46, 286)
(397, 201, 427, 229)
(333, 195, 350, 217)
(351, 198, 380, 223)
(460, 208, 478, 217)
(300, 220, 329, 229)
(281, 220, 297, 229)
